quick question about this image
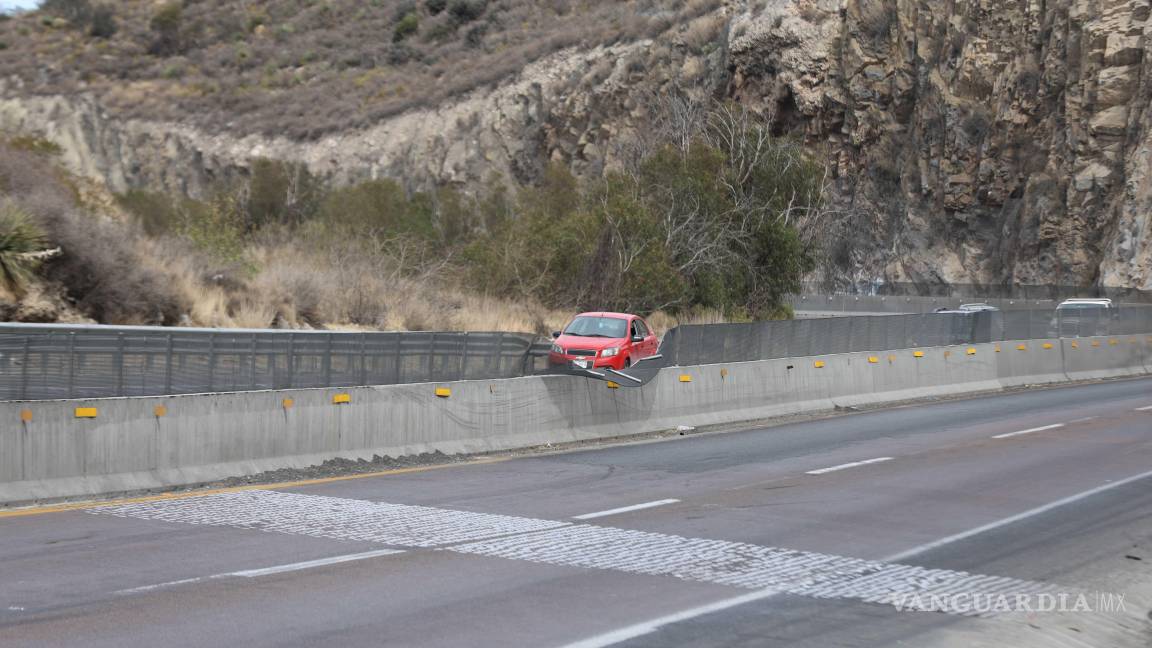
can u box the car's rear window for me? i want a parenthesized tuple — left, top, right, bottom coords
(564, 316, 628, 338)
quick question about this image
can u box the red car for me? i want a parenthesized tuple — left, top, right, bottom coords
(549, 312, 660, 371)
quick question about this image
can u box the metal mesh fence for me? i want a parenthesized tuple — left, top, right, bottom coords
(2, 305, 1150, 401)
(0, 325, 547, 401)
(661, 307, 1152, 367)
(799, 281, 1152, 303)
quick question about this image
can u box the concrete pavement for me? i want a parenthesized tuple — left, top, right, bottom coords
(1, 378, 1150, 647)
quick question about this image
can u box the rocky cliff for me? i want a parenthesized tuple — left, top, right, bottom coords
(1, 0, 1148, 290)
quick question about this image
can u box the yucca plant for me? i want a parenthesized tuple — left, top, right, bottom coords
(0, 204, 49, 296)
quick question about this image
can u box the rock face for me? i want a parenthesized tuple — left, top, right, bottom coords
(727, 0, 1151, 290)
(1, 0, 1149, 290)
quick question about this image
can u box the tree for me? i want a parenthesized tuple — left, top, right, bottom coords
(465, 102, 823, 318)
(246, 159, 323, 230)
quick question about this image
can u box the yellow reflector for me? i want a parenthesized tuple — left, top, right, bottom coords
(1109, 339, 1118, 346)
(332, 393, 351, 404)
(719, 368, 729, 379)
(153, 404, 167, 418)
(1042, 342, 1053, 349)
(888, 354, 896, 363)
(20, 409, 32, 423)
(944, 350, 951, 358)
(1070, 341, 1079, 349)
(1017, 344, 1027, 351)
(966, 347, 976, 355)
(678, 374, 692, 382)
(1092, 340, 1101, 347)
(75, 407, 97, 419)
(813, 361, 825, 368)
(606, 381, 620, 389)
(867, 356, 878, 364)
(435, 387, 451, 398)
(913, 350, 924, 358)
(282, 398, 294, 409)
(994, 344, 1001, 353)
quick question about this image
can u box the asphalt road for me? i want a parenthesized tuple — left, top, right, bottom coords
(2, 378, 1151, 647)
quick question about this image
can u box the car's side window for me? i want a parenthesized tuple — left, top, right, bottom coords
(634, 319, 649, 338)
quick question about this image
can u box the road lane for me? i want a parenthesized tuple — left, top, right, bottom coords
(0, 377, 1149, 647)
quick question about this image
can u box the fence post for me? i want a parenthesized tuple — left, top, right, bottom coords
(392, 333, 402, 385)
(287, 332, 296, 389)
(359, 333, 368, 386)
(207, 331, 216, 392)
(67, 332, 76, 398)
(20, 335, 30, 401)
(165, 333, 174, 395)
(460, 332, 470, 381)
(323, 333, 333, 388)
(116, 331, 126, 397)
(250, 333, 258, 390)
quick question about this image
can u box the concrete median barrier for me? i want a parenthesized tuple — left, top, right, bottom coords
(1, 337, 1148, 507)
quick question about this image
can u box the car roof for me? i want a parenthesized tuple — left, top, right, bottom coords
(1058, 298, 1112, 306)
(574, 312, 635, 319)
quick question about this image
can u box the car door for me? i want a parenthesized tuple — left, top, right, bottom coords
(634, 318, 658, 358)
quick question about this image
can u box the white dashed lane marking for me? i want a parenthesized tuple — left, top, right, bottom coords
(991, 423, 1065, 439)
(572, 499, 680, 520)
(1136, 405, 1152, 412)
(90, 490, 1055, 617)
(114, 549, 407, 595)
(229, 548, 406, 577)
(805, 457, 893, 475)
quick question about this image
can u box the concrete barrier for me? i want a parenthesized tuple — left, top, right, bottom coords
(1, 336, 1148, 506)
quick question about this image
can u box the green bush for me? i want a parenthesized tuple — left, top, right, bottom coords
(313, 179, 436, 242)
(41, 0, 92, 24)
(7, 135, 63, 156)
(246, 158, 323, 230)
(116, 190, 184, 236)
(89, 5, 116, 38)
(0, 203, 48, 295)
(464, 109, 819, 318)
(448, 0, 487, 23)
(393, 12, 419, 42)
(149, 2, 183, 56)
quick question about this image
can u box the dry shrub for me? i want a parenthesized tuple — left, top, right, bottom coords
(682, 13, 726, 52)
(0, 143, 188, 324)
(646, 307, 726, 336)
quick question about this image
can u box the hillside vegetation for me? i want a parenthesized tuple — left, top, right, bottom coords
(0, 95, 823, 330)
(1, 0, 722, 138)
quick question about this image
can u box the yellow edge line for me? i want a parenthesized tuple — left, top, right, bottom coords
(0, 457, 509, 519)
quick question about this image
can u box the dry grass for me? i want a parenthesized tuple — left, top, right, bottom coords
(0, 0, 727, 139)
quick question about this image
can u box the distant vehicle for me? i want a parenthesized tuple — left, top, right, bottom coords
(548, 312, 659, 371)
(1052, 298, 1115, 337)
(933, 303, 998, 313)
(958, 303, 999, 312)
